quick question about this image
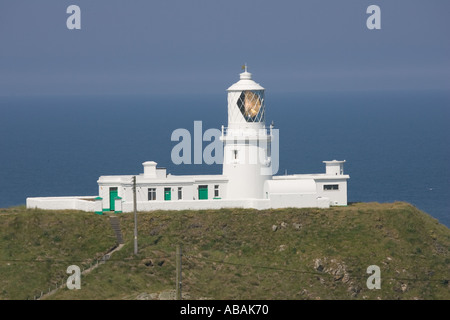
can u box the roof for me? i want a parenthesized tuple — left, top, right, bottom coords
(227, 70, 265, 92)
(273, 173, 350, 180)
(323, 160, 346, 164)
(97, 174, 228, 185)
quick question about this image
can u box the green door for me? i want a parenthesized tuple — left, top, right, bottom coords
(198, 185, 208, 200)
(164, 187, 171, 201)
(109, 187, 118, 211)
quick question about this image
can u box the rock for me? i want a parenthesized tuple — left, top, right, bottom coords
(157, 260, 165, 267)
(314, 259, 324, 272)
(136, 290, 190, 300)
(136, 292, 158, 300)
(293, 223, 302, 230)
(334, 273, 344, 281)
(279, 244, 287, 252)
(347, 285, 361, 297)
(272, 225, 278, 232)
(149, 227, 160, 236)
(280, 222, 288, 228)
(342, 273, 350, 283)
(159, 290, 175, 300)
(142, 259, 154, 267)
(401, 284, 408, 293)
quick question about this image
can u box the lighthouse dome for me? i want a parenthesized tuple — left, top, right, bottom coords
(227, 70, 265, 92)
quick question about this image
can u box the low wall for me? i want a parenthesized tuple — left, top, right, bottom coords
(26, 195, 330, 212)
(121, 199, 269, 212)
(120, 196, 330, 212)
(26, 196, 97, 211)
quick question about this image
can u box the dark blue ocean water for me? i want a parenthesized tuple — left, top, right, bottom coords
(0, 91, 449, 227)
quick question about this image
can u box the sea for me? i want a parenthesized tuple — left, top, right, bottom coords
(0, 90, 449, 227)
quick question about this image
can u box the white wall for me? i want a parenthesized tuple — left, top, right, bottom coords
(268, 194, 317, 208)
(120, 196, 329, 212)
(26, 196, 97, 211)
(26, 191, 332, 212)
(315, 180, 348, 206)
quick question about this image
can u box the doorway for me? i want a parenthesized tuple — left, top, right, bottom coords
(198, 185, 208, 200)
(109, 187, 118, 211)
(164, 187, 171, 201)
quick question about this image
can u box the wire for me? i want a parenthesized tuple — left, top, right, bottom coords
(1, 251, 447, 283)
(182, 254, 449, 283)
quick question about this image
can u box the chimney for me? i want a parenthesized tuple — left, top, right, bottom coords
(142, 161, 157, 178)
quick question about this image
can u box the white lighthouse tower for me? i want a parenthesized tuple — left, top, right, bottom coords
(221, 66, 273, 199)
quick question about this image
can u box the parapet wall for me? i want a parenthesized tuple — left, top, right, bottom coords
(26, 195, 331, 212)
(26, 196, 97, 211)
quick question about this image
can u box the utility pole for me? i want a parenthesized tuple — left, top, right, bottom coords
(133, 176, 138, 255)
(176, 244, 182, 300)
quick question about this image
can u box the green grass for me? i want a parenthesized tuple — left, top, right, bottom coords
(1, 202, 449, 300)
(0, 207, 116, 299)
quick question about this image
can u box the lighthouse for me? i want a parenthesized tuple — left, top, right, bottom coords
(27, 66, 350, 212)
(221, 66, 273, 199)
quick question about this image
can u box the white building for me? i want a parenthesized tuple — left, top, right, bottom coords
(27, 68, 349, 213)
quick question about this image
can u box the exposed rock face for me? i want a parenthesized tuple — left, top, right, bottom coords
(293, 223, 302, 230)
(314, 259, 324, 272)
(401, 284, 408, 293)
(313, 257, 357, 297)
(136, 290, 190, 300)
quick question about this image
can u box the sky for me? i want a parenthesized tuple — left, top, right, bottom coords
(0, 0, 449, 95)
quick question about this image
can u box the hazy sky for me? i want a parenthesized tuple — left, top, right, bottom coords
(1, 0, 449, 95)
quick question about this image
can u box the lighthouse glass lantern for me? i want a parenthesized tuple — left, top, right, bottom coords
(237, 90, 265, 122)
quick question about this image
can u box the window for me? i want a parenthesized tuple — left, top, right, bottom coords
(178, 187, 182, 200)
(214, 185, 219, 198)
(323, 184, 339, 191)
(148, 188, 156, 201)
(236, 90, 265, 123)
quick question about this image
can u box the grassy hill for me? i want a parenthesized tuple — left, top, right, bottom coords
(0, 202, 449, 300)
(0, 206, 116, 300)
